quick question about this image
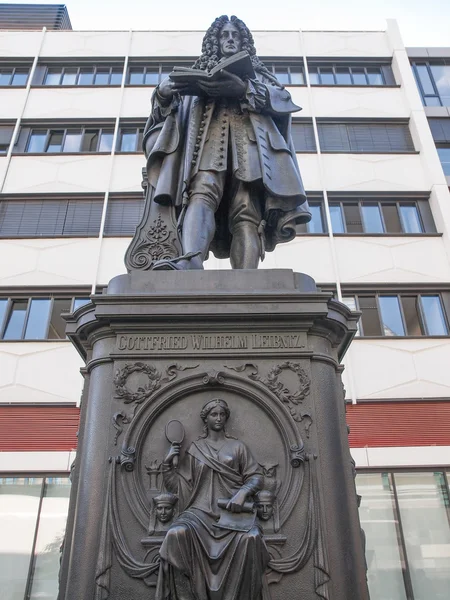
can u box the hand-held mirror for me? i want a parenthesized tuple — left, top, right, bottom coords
(165, 419, 185, 468)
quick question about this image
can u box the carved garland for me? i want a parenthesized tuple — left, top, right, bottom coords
(114, 362, 162, 409)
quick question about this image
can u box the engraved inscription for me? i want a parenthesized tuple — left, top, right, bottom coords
(116, 333, 305, 353)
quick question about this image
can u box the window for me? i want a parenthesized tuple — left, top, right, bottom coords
(317, 121, 415, 153)
(328, 199, 435, 234)
(104, 197, 144, 236)
(116, 126, 144, 152)
(306, 203, 325, 233)
(127, 61, 192, 85)
(264, 62, 305, 85)
(308, 63, 395, 86)
(0, 198, 103, 237)
(0, 476, 71, 600)
(437, 146, 450, 176)
(17, 126, 115, 154)
(0, 125, 14, 155)
(412, 60, 450, 106)
(0, 296, 90, 340)
(357, 471, 450, 600)
(342, 292, 449, 337)
(291, 121, 316, 152)
(39, 64, 123, 86)
(0, 66, 30, 86)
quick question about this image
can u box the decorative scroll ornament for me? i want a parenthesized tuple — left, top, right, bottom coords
(112, 411, 131, 446)
(202, 369, 226, 385)
(114, 363, 162, 411)
(126, 213, 180, 270)
(115, 446, 136, 472)
(225, 362, 310, 422)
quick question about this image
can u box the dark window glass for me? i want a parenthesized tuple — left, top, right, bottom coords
(0, 69, 13, 85)
(46, 131, 64, 153)
(98, 130, 114, 152)
(366, 68, 383, 85)
(160, 67, 172, 80)
(62, 130, 82, 153)
(335, 67, 352, 84)
(44, 68, 62, 85)
(437, 147, 450, 176)
(401, 296, 422, 336)
(24, 299, 51, 339)
(424, 97, 441, 107)
(61, 68, 77, 85)
(73, 297, 90, 311)
(329, 204, 345, 233)
(0, 299, 8, 332)
(291, 122, 316, 152)
(378, 296, 405, 336)
(63, 200, 103, 235)
(318, 122, 414, 153)
(104, 198, 144, 236)
(399, 204, 423, 233)
(11, 69, 28, 86)
(81, 130, 99, 152)
(306, 205, 324, 233)
(308, 67, 319, 85)
(78, 68, 94, 85)
(110, 68, 123, 85)
(274, 67, 289, 85)
(343, 203, 363, 233)
(3, 300, 28, 339)
(361, 203, 384, 233)
(421, 296, 448, 335)
(351, 68, 367, 85)
(94, 68, 109, 85)
(430, 64, 450, 106)
(27, 131, 47, 153)
(320, 67, 334, 84)
(359, 296, 382, 336)
(129, 67, 144, 84)
(290, 67, 304, 84)
(382, 204, 402, 233)
(144, 70, 159, 85)
(47, 298, 71, 339)
(119, 129, 138, 152)
(416, 64, 435, 95)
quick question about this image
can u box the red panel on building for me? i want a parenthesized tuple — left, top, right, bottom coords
(347, 401, 450, 447)
(0, 406, 80, 451)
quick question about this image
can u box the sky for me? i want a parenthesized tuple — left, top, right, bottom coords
(6, 0, 450, 46)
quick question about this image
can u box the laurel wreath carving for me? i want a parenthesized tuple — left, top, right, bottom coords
(114, 363, 162, 408)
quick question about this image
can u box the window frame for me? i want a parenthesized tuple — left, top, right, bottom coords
(341, 292, 450, 338)
(264, 61, 305, 85)
(21, 126, 116, 154)
(116, 125, 145, 153)
(0, 295, 90, 341)
(0, 65, 30, 87)
(41, 64, 123, 87)
(411, 60, 450, 107)
(308, 62, 394, 86)
(126, 61, 193, 86)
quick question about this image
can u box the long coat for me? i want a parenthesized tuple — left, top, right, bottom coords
(143, 72, 311, 257)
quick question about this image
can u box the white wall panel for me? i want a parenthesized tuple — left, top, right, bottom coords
(0, 451, 76, 472)
(349, 338, 450, 399)
(335, 237, 450, 283)
(265, 236, 335, 282)
(121, 87, 153, 118)
(41, 31, 130, 58)
(288, 87, 310, 116)
(0, 89, 26, 119)
(296, 154, 321, 190)
(130, 31, 202, 57)
(97, 238, 128, 284)
(303, 31, 391, 58)
(0, 157, 7, 185)
(24, 87, 122, 119)
(254, 31, 302, 57)
(109, 154, 146, 192)
(0, 239, 99, 286)
(0, 31, 42, 57)
(3, 155, 112, 193)
(310, 87, 408, 119)
(0, 342, 84, 404)
(320, 154, 429, 191)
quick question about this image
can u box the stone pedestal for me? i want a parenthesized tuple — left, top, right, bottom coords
(59, 270, 369, 600)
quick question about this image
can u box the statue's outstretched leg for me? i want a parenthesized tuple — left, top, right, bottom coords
(230, 222, 260, 269)
(178, 196, 216, 269)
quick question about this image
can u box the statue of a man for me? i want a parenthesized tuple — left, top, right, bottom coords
(137, 15, 310, 270)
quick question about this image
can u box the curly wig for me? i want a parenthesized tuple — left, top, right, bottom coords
(193, 15, 281, 87)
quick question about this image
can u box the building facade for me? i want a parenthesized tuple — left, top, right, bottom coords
(0, 15, 449, 600)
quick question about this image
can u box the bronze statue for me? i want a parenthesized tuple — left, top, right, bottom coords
(156, 398, 269, 599)
(135, 15, 310, 271)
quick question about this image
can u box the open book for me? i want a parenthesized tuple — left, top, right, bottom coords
(169, 51, 255, 84)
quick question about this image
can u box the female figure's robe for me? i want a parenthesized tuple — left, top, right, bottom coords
(155, 438, 269, 600)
